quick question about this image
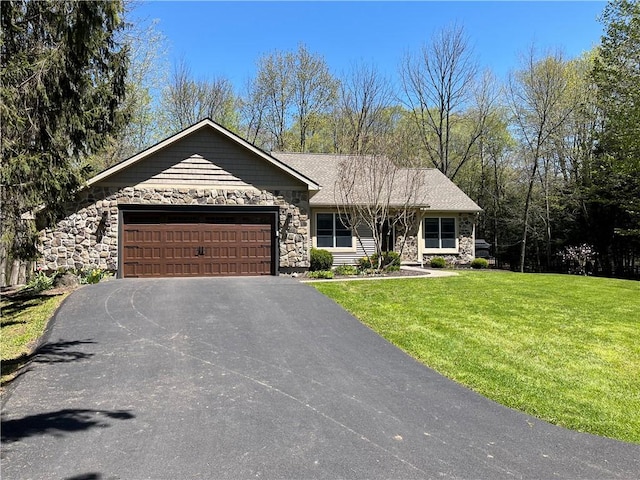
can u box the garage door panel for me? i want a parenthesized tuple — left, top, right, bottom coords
(122, 214, 274, 278)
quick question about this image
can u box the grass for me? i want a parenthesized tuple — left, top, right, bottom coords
(1, 289, 70, 387)
(314, 270, 640, 444)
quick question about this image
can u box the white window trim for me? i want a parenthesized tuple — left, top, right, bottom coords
(423, 216, 459, 254)
(313, 211, 357, 252)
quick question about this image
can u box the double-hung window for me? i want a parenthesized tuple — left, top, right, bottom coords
(317, 213, 352, 248)
(424, 217, 456, 249)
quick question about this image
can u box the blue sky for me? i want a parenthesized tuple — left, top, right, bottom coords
(133, 1, 607, 89)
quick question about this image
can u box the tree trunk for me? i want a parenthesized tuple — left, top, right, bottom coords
(520, 161, 539, 273)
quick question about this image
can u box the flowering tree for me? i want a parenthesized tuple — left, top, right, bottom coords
(560, 244, 596, 275)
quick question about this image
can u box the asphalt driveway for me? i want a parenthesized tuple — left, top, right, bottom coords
(2, 277, 638, 479)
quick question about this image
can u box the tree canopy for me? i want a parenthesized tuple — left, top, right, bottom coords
(589, 0, 640, 274)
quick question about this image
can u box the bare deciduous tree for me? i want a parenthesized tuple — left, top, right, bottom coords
(253, 50, 294, 151)
(161, 59, 237, 133)
(400, 24, 490, 180)
(335, 61, 395, 154)
(334, 136, 425, 270)
(240, 76, 269, 147)
(508, 48, 574, 272)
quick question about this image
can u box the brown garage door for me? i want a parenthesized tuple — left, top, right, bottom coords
(122, 212, 274, 277)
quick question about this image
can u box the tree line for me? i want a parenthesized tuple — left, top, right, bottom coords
(2, 0, 638, 278)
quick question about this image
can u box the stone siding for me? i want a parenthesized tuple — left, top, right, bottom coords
(395, 213, 421, 263)
(38, 186, 310, 273)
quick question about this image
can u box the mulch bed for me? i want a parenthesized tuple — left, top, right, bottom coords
(299, 268, 432, 281)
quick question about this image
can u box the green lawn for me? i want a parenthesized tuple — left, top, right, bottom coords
(1, 290, 70, 387)
(313, 271, 640, 444)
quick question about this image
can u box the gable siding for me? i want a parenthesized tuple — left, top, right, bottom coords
(97, 129, 305, 189)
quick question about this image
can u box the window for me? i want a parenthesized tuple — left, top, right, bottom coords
(317, 213, 352, 248)
(424, 217, 456, 249)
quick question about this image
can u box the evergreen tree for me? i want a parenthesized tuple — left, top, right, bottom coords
(1, 0, 129, 260)
(590, 0, 640, 275)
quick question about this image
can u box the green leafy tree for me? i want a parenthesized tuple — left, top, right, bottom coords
(88, 4, 170, 171)
(243, 44, 337, 152)
(1, 0, 129, 260)
(590, 0, 640, 275)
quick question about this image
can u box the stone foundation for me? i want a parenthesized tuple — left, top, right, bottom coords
(38, 186, 310, 273)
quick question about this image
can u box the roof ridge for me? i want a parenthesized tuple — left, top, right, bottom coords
(272, 151, 347, 157)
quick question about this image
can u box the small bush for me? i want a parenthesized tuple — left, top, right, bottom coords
(307, 270, 334, 279)
(310, 248, 333, 271)
(430, 257, 446, 269)
(471, 258, 489, 269)
(358, 251, 401, 272)
(79, 268, 111, 284)
(380, 251, 401, 271)
(358, 256, 373, 270)
(334, 264, 358, 276)
(25, 270, 57, 292)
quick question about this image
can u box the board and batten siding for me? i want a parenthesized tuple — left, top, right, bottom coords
(98, 128, 305, 189)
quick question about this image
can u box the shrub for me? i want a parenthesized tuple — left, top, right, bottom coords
(560, 244, 596, 276)
(25, 270, 57, 292)
(307, 270, 334, 279)
(471, 258, 489, 269)
(79, 268, 111, 284)
(379, 251, 401, 271)
(310, 248, 333, 271)
(358, 251, 401, 272)
(334, 264, 358, 276)
(358, 256, 373, 270)
(430, 257, 446, 269)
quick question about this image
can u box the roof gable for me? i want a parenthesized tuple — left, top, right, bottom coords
(87, 119, 320, 190)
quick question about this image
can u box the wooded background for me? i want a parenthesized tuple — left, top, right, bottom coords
(2, 0, 638, 285)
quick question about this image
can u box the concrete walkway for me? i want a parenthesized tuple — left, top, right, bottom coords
(2, 277, 638, 479)
(401, 265, 459, 277)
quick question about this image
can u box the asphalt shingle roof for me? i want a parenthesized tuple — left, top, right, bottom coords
(273, 152, 482, 212)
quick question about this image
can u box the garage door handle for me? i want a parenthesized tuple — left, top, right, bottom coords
(195, 246, 205, 256)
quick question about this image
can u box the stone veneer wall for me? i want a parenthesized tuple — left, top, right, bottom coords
(38, 186, 310, 273)
(395, 216, 421, 263)
(422, 213, 475, 265)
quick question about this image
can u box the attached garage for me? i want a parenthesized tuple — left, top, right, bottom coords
(121, 209, 277, 278)
(37, 119, 318, 278)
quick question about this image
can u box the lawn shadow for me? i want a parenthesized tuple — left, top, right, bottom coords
(0, 320, 27, 328)
(1, 408, 135, 443)
(0, 290, 65, 319)
(1, 339, 96, 386)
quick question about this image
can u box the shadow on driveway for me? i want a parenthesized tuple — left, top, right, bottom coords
(2, 339, 95, 383)
(1, 408, 135, 443)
